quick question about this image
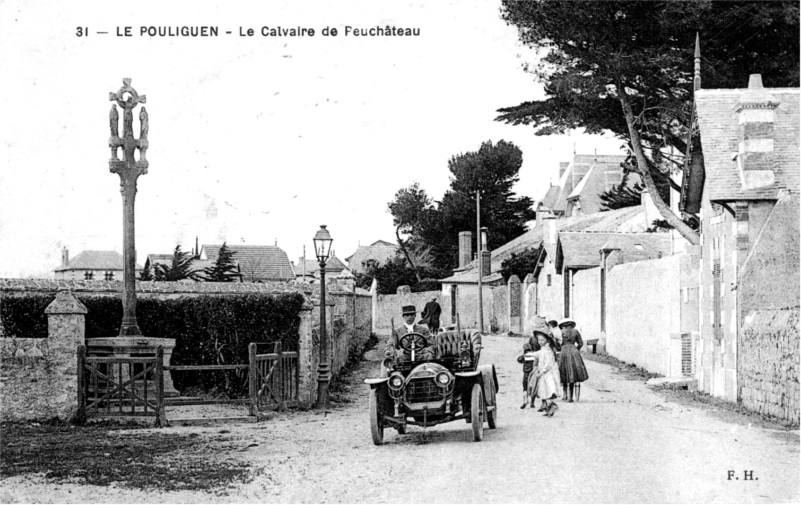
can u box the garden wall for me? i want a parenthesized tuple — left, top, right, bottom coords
(0, 278, 373, 417)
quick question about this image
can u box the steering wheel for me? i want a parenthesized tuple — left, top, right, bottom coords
(399, 332, 429, 352)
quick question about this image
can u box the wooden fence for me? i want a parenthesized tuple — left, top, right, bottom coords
(76, 342, 299, 425)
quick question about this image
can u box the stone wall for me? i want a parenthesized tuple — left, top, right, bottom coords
(0, 291, 86, 422)
(738, 309, 799, 426)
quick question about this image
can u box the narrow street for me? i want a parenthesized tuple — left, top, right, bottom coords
(3, 334, 799, 503)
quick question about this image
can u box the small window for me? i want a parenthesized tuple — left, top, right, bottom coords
(711, 203, 724, 216)
(547, 274, 552, 287)
(104, 271, 114, 281)
(84, 271, 94, 280)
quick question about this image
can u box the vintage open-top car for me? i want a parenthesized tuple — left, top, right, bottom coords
(364, 326, 498, 444)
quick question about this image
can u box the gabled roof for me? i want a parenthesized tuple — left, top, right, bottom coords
(294, 255, 348, 276)
(54, 250, 142, 272)
(201, 244, 294, 281)
(566, 159, 627, 215)
(552, 154, 626, 213)
(370, 240, 395, 247)
(556, 232, 672, 271)
(145, 253, 174, 265)
(696, 87, 800, 201)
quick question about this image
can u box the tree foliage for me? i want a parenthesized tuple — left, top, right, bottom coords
(500, 247, 540, 283)
(388, 140, 536, 272)
(154, 245, 200, 282)
(202, 242, 240, 282)
(497, 0, 799, 244)
(138, 262, 154, 281)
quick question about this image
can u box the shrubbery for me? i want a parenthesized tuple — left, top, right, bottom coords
(1, 292, 305, 397)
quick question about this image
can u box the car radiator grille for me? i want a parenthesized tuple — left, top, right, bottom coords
(406, 378, 442, 403)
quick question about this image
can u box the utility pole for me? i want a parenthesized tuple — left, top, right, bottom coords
(476, 190, 484, 333)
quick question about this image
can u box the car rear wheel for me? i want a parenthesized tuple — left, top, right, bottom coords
(471, 383, 484, 442)
(369, 389, 384, 445)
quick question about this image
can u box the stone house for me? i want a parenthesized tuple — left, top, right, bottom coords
(345, 240, 398, 274)
(683, 73, 799, 415)
(54, 249, 142, 281)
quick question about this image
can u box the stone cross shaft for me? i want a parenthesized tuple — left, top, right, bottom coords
(108, 78, 148, 336)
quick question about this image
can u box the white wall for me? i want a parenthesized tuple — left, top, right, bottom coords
(606, 255, 681, 376)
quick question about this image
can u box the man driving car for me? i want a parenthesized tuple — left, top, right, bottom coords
(384, 305, 437, 363)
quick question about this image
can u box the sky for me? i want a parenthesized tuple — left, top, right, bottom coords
(0, 0, 624, 278)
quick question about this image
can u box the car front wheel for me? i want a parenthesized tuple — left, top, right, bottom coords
(471, 383, 484, 442)
(369, 389, 384, 445)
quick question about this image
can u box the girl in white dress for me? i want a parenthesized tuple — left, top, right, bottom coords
(533, 331, 562, 417)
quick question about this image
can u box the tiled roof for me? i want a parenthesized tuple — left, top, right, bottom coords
(145, 253, 174, 266)
(539, 185, 561, 210)
(442, 205, 649, 283)
(54, 250, 142, 272)
(202, 244, 294, 281)
(370, 240, 395, 247)
(696, 88, 800, 201)
(556, 232, 672, 271)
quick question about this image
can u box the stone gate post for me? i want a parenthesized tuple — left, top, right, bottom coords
(44, 291, 87, 420)
(507, 275, 522, 334)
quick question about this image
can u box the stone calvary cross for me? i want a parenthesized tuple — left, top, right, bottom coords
(108, 78, 148, 336)
(87, 79, 178, 397)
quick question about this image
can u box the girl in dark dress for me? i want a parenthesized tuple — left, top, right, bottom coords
(557, 318, 589, 402)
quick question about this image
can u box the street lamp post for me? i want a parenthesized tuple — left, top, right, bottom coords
(313, 225, 334, 410)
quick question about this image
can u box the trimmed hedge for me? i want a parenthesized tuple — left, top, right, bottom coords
(0, 294, 55, 339)
(1, 293, 305, 397)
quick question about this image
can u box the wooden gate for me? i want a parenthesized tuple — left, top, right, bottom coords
(77, 342, 299, 424)
(75, 345, 166, 425)
(249, 342, 299, 413)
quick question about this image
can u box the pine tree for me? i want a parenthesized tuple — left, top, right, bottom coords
(154, 245, 200, 281)
(202, 242, 240, 282)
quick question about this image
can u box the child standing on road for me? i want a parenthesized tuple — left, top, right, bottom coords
(532, 330, 562, 417)
(517, 343, 538, 409)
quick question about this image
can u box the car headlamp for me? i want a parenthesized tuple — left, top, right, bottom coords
(436, 371, 452, 387)
(388, 373, 404, 390)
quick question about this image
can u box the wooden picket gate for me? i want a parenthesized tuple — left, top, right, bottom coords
(76, 342, 299, 425)
(75, 345, 167, 425)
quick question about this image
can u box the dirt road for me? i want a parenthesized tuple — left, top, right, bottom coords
(3, 334, 799, 503)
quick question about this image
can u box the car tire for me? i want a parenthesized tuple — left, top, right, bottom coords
(369, 389, 384, 446)
(487, 399, 497, 430)
(471, 383, 484, 442)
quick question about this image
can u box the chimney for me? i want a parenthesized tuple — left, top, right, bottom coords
(458, 231, 472, 268)
(61, 247, 69, 267)
(480, 227, 491, 278)
(542, 217, 557, 246)
(733, 74, 779, 190)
